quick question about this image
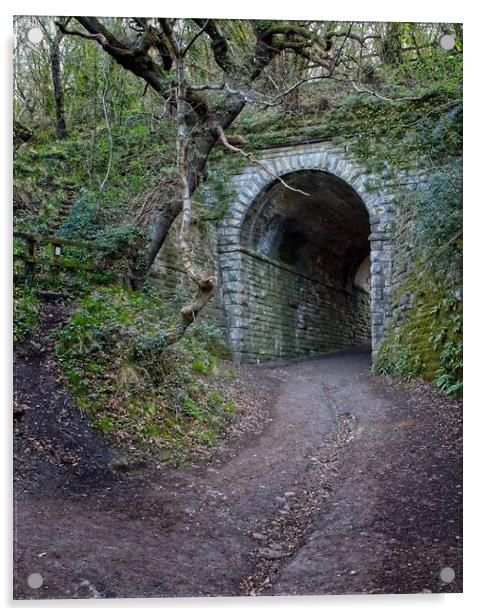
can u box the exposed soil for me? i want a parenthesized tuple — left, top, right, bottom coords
(13, 302, 462, 599)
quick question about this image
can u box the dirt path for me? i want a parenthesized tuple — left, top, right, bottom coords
(13, 310, 462, 599)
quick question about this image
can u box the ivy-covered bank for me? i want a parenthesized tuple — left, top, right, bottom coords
(376, 277, 462, 396)
(375, 162, 462, 395)
(54, 285, 238, 466)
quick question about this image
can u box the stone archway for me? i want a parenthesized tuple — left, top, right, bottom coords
(218, 141, 395, 363)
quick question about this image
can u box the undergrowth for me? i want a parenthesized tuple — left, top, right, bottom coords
(13, 283, 41, 345)
(54, 285, 238, 466)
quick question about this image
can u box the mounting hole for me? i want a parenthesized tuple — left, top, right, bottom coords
(439, 566, 455, 584)
(27, 27, 43, 45)
(439, 34, 456, 51)
(27, 572, 44, 589)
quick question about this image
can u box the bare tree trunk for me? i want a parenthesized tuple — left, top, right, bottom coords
(141, 101, 245, 280)
(50, 33, 67, 139)
(157, 20, 215, 341)
(381, 23, 403, 65)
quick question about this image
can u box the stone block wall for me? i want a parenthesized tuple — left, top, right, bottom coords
(222, 247, 370, 362)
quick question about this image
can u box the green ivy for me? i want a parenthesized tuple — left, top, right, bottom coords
(55, 285, 237, 465)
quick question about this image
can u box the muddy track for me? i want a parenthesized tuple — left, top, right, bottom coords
(13, 304, 462, 599)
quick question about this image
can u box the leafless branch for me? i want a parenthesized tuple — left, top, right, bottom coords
(325, 30, 381, 49)
(55, 21, 109, 47)
(267, 74, 329, 104)
(402, 99, 462, 128)
(217, 126, 309, 196)
(350, 80, 423, 102)
(188, 75, 330, 108)
(327, 23, 354, 77)
(99, 59, 113, 191)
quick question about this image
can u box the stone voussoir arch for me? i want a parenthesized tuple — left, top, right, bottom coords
(217, 140, 399, 363)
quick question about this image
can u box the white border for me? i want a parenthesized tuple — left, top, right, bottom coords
(1, 2, 478, 615)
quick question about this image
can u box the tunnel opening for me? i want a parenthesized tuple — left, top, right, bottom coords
(235, 169, 372, 361)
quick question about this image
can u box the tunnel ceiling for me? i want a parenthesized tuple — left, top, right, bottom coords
(241, 170, 371, 284)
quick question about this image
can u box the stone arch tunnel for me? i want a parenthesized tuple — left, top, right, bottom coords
(217, 141, 398, 363)
(243, 169, 372, 352)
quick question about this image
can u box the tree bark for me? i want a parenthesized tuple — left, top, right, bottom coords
(142, 99, 245, 275)
(381, 23, 403, 65)
(50, 33, 67, 139)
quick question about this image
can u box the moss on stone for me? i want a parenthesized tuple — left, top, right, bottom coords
(375, 271, 462, 395)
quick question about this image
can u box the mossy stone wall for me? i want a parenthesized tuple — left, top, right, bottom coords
(375, 191, 462, 391)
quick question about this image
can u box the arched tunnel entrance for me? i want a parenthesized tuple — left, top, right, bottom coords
(219, 166, 378, 363)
